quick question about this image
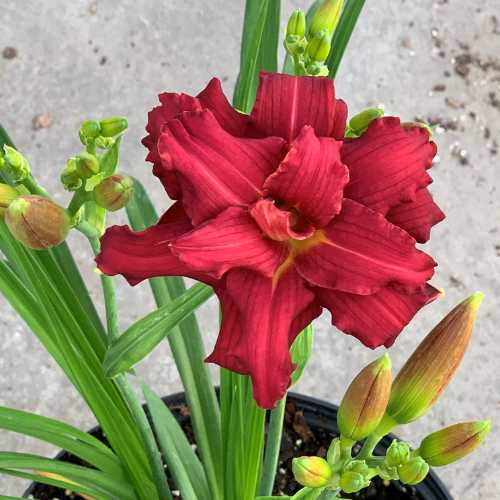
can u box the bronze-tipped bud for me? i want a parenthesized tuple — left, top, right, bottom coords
(337, 353, 392, 441)
(292, 456, 333, 488)
(418, 420, 491, 466)
(0, 183, 19, 215)
(5, 195, 70, 249)
(387, 293, 483, 424)
(398, 457, 429, 485)
(94, 174, 133, 211)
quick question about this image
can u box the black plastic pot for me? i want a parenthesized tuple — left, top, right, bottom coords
(23, 392, 453, 499)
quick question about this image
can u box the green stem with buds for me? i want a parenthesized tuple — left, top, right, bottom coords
(358, 414, 397, 460)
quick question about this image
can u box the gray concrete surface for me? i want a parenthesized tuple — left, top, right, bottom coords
(0, 0, 499, 497)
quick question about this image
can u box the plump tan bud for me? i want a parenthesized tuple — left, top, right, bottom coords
(292, 456, 333, 488)
(2, 145, 30, 181)
(338, 353, 392, 441)
(398, 457, 429, 485)
(310, 0, 344, 35)
(385, 440, 411, 467)
(0, 184, 19, 215)
(418, 420, 491, 467)
(99, 117, 128, 137)
(80, 120, 101, 140)
(5, 195, 70, 249)
(349, 107, 385, 135)
(94, 175, 133, 211)
(286, 9, 306, 38)
(306, 30, 332, 63)
(387, 293, 483, 424)
(75, 153, 99, 178)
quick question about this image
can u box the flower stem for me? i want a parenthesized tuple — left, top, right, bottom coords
(258, 395, 287, 496)
(87, 234, 172, 500)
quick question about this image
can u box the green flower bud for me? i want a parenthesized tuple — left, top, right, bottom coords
(60, 159, 83, 192)
(378, 463, 399, 481)
(398, 457, 429, 486)
(0, 184, 19, 215)
(418, 420, 491, 467)
(348, 107, 385, 136)
(326, 438, 341, 468)
(339, 462, 371, 494)
(99, 116, 128, 137)
(75, 153, 100, 179)
(94, 174, 133, 211)
(80, 120, 101, 140)
(5, 195, 70, 250)
(2, 145, 30, 182)
(387, 293, 483, 424)
(338, 353, 392, 441)
(287, 9, 306, 38)
(306, 30, 332, 63)
(292, 456, 333, 488)
(310, 0, 344, 35)
(95, 136, 116, 149)
(385, 440, 411, 467)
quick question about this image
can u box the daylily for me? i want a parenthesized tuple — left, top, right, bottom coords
(96, 72, 444, 408)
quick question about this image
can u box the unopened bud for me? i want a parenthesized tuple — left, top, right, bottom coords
(287, 9, 306, 38)
(349, 107, 385, 135)
(306, 30, 332, 63)
(385, 440, 411, 467)
(95, 136, 116, 149)
(75, 153, 99, 178)
(338, 353, 392, 441)
(418, 420, 491, 467)
(0, 184, 19, 214)
(398, 457, 429, 485)
(340, 462, 371, 494)
(2, 145, 30, 182)
(387, 293, 483, 424)
(80, 120, 101, 140)
(292, 456, 333, 488)
(5, 195, 70, 249)
(310, 0, 344, 35)
(99, 117, 128, 137)
(94, 174, 133, 211)
(61, 159, 83, 192)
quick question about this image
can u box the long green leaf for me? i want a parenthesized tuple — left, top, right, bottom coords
(0, 453, 136, 500)
(327, 0, 366, 78)
(143, 385, 210, 500)
(0, 406, 124, 478)
(126, 178, 223, 500)
(104, 282, 214, 377)
(233, 0, 281, 112)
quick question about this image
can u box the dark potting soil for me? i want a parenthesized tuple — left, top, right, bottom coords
(26, 397, 423, 500)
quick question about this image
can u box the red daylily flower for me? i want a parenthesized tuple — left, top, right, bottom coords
(96, 73, 444, 408)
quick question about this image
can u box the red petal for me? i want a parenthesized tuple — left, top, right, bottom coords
(385, 188, 445, 243)
(317, 284, 440, 348)
(171, 206, 286, 279)
(158, 109, 286, 225)
(143, 93, 202, 199)
(264, 126, 349, 228)
(96, 202, 195, 285)
(197, 78, 251, 137)
(295, 199, 436, 294)
(250, 72, 337, 142)
(332, 98, 348, 140)
(207, 268, 321, 408)
(342, 117, 436, 215)
(249, 199, 315, 241)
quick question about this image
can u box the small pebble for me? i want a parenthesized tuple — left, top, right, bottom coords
(32, 113, 53, 130)
(2, 46, 17, 59)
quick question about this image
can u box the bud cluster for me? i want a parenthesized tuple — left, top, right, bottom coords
(292, 294, 489, 497)
(284, 1, 344, 77)
(0, 145, 31, 182)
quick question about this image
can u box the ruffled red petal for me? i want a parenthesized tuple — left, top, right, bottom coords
(342, 117, 436, 215)
(295, 199, 436, 294)
(171, 206, 286, 278)
(96, 202, 196, 285)
(207, 268, 321, 408)
(250, 72, 337, 142)
(332, 98, 348, 140)
(263, 126, 349, 228)
(385, 188, 445, 243)
(317, 284, 440, 349)
(158, 109, 286, 225)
